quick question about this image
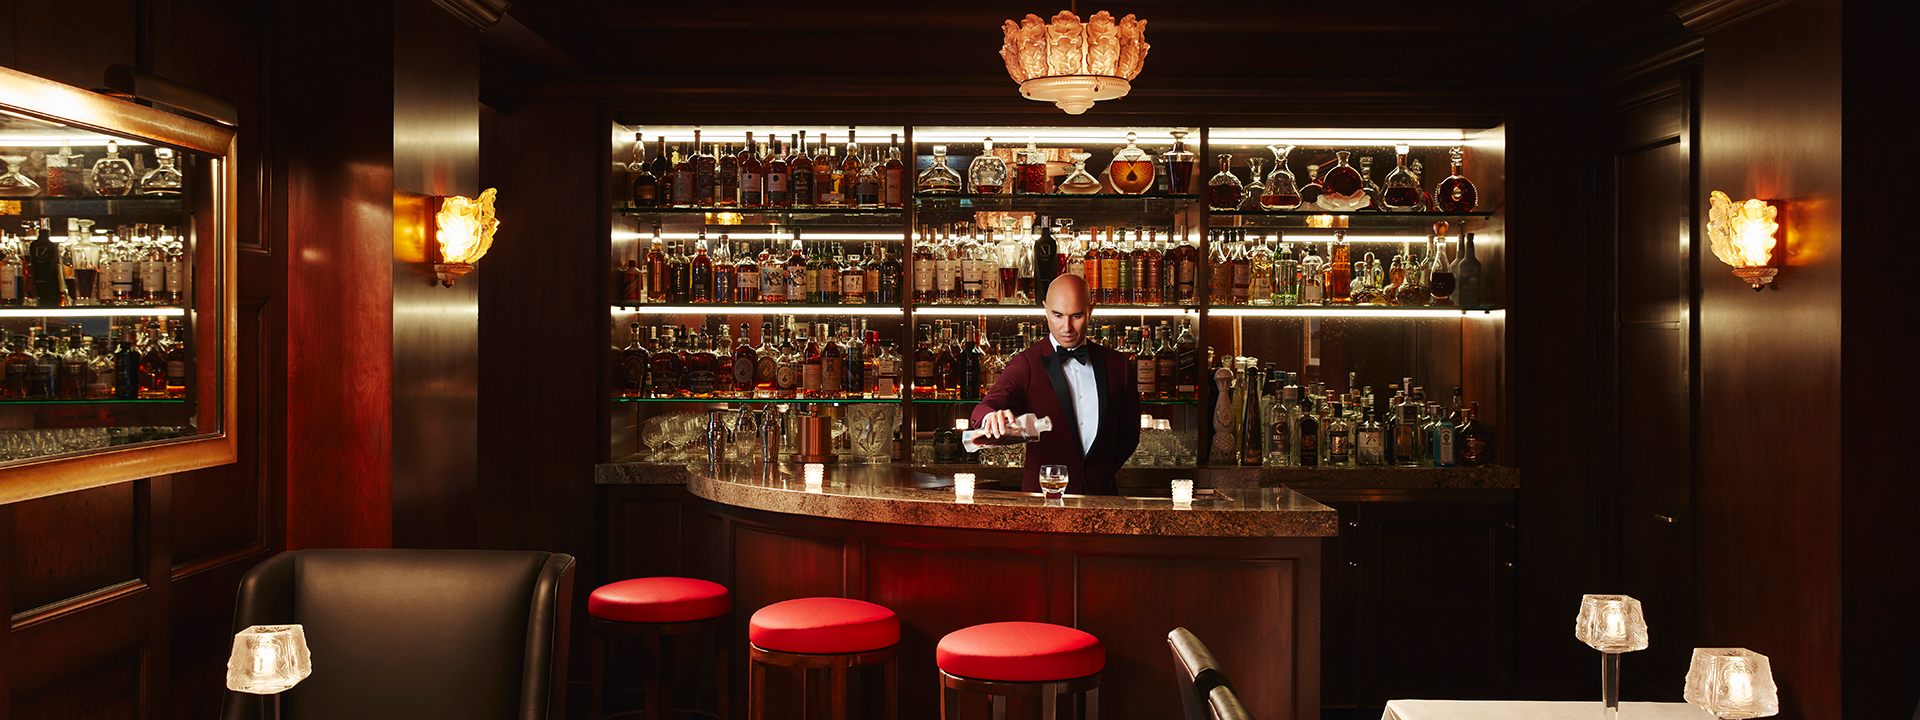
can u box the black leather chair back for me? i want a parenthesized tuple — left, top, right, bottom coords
(1168, 627, 1234, 720)
(220, 549, 574, 720)
(1207, 685, 1255, 720)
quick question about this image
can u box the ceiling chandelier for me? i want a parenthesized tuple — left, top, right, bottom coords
(999, 9, 1149, 115)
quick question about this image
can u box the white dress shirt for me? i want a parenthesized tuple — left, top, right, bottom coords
(1051, 338, 1100, 457)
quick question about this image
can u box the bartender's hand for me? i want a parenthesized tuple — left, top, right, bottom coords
(979, 409, 1016, 438)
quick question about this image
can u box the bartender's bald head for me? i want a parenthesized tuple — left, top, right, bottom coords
(1043, 274, 1094, 348)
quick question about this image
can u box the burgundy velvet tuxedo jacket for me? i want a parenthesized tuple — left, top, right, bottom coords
(970, 340, 1141, 495)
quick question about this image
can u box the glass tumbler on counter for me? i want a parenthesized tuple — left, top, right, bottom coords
(1039, 464, 1069, 501)
(846, 403, 897, 465)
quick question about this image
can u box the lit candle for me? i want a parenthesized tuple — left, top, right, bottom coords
(954, 473, 976, 502)
(1605, 602, 1626, 641)
(1171, 479, 1194, 505)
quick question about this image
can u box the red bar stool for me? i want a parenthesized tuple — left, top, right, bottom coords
(936, 622, 1104, 720)
(747, 597, 900, 720)
(589, 577, 733, 720)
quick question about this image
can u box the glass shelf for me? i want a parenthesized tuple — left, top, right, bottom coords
(1208, 210, 1494, 230)
(613, 396, 902, 404)
(912, 304, 1194, 317)
(612, 303, 903, 315)
(1207, 305, 1501, 317)
(616, 205, 904, 226)
(0, 196, 187, 218)
(0, 398, 186, 405)
(912, 398, 1199, 406)
(914, 193, 1198, 215)
(0, 306, 187, 318)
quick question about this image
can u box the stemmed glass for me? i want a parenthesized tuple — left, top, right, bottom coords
(1039, 464, 1069, 503)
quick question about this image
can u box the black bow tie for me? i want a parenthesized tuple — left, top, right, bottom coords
(1055, 344, 1092, 365)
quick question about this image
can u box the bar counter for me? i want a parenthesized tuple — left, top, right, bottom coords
(595, 461, 1340, 537)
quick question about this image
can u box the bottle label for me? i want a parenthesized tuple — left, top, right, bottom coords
(653, 371, 679, 394)
(740, 172, 763, 204)
(914, 263, 934, 293)
(767, 171, 788, 193)
(1359, 430, 1383, 463)
(689, 370, 716, 394)
(166, 360, 186, 381)
(624, 356, 646, 386)
(936, 260, 956, 292)
(885, 169, 904, 204)
(803, 364, 821, 391)
(1178, 260, 1197, 297)
(1433, 428, 1456, 464)
(1136, 358, 1156, 387)
(775, 364, 798, 390)
(786, 266, 807, 301)
(737, 268, 759, 294)
(841, 273, 863, 296)
(762, 264, 784, 296)
(915, 360, 935, 383)
(1328, 433, 1350, 463)
(733, 357, 755, 389)
(981, 267, 1000, 300)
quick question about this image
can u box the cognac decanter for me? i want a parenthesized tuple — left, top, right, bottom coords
(1059, 152, 1102, 195)
(1108, 132, 1156, 195)
(1207, 154, 1244, 211)
(1382, 144, 1424, 211)
(1262, 145, 1301, 210)
(917, 145, 963, 194)
(138, 148, 185, 197)
(1238, 157, 1266, 211)
(0, 155, 40, 198)
(1317, 150, 1369, 211)
(968, 138, 1010, 194)
(1434, 146, 1478, 213)
(1164, 130, 1196, 195)
(91, 140, 136, 197)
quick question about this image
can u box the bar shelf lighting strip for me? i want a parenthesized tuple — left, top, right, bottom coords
(623, 127, 907, 144)
(912, 127, 1197, 146)
(612, 231, 906, 242)
(0, 307, 187, 318)
(1207, 127, 1476, 146)
(913, 306, 1195, 317)
(1210, 307, 1506, 318)
(611, 305, 905, 316)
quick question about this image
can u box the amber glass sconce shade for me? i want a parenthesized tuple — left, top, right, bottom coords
(998, 11, 1149, 114)
(432, 188, 499, 287)
(1707, 191, 1779, 291)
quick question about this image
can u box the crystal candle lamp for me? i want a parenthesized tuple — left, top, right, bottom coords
(226, 624, 313, 720)
(1684, 648, 1779, 719)
(1575, 594, 1648, 720)
(954, 473, 976, 502)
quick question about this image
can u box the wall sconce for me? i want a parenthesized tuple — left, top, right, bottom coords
(431, 188, 499, 287)
(1706, 191, 1778, 291)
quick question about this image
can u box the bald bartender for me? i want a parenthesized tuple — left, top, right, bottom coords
(971, 274, 1141, 496)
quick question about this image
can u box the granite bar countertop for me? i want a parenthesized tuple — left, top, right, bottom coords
(596, 462, 1338, 538)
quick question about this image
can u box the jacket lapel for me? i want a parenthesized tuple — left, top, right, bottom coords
(1040, 344, 1082, 457)
(1089, 344, 1110, 454)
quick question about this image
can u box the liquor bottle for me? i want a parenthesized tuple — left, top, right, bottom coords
(1458, 403, 1492, 467)
(798, 325, 824, 398)
(1114, 229, 1135, 303)
(1298, 164, 1325, 208)
(776, 323, 803, 398)
(681, 328, 713, 397)
(689, 235, 714, 303)
(1206, 232, 1232, 305)
(934, 324, 959, 400)
(1140, 229, 1164, 305)
(812, 244, 836, 304)
(1322, 401, 1351, 467)
(959, 325, 983, 400)
(1434, 146, 1478, 213)
(815, 144, 843, 207)
(1239, 157, 1267, 211)
(758, 240, 783, 303)
(1100, 229, 1122, 304)
(912, 227, 935, 303)
(1109, 132, 1156, 195)
(968, 138, 1009, 194)
(691, 133, 716, 207)
(1328, 231, 1352, 305)
(1165, 130, 1196, 194)
(1454, 232, 1483, 309)
(714, 238, 737, 303)
(619, 259, 642, 303)
(1429, 408, 1457, 467)
(629, 134, 659, 207)
(1296, 392, 1320, 468)
(1356, 410, 1385, 466)
(738, 134, 764, 208)
(1017, 138, 1047, 194)
(1383, 144, 1424, 211)
(27, 220, 63, 307)
(1249, 233, 1274, 305)
(845, 320, 869, 397)
(1207, 154, 1244, 210)
(818, 324, 842, 398)
(1392, 393, 1423, 467)
(1173, 230, 1199, 304)
(139, 229, 167, 303)
(138, 321, 167, 397)
(1273, 238, 1297, 306)
(1059, 152, 1102, 195)
(752, 322, 778, 398)
(1317, 151, 1369, 211)
(716, 141, 740, 207)
(874, 338, 900, 398)
(1153, 323, 1177, 401)
(840, 250, 866, 304)
(1265, 376, 1297, 466)
(1239, 366, 1264, 466)
(1427, 239, 1455, 306)
(1130, 327, 1157, 398)
(57, 331, 85, 400)
(1175, 322, 1198, 399)
(883, 134, 907, 208)
(620, 322, 648, 398)
(1358, 156, 1383, 211)
(1262, 145, 1301, 209)
(671, 141, 695, 206)
(650, 137, 673, 204)
(136, 149, 188, 195)
(111, 325, 140, 400)
(92, 140, 136, 196)
(1292, 243, 1320, 306)
(790, 132, 815, 207)
(86, 335, 114, 399)
(962, 230, 987, 304)
(913, 326, 937, 398)
(917, 145, 963, 194)
(1032, 218, 1059, 302)
(732, 242, 759, 303)
(784, 235, 809, 303)
(854, 147, 881, 207)
(765, 137, 790, 208)
(1229, 231, 1251, 304)
(839, 132, 864, 207)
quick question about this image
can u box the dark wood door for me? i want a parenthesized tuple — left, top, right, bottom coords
(1598, 82, 1698, 699)
(1352, 499, 1515, 705)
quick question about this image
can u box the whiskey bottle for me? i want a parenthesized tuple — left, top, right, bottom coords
(86, 335, 114, 399)
(690, 235, 714, 303)
(139, 321, 167, 398)
(1299, 245, 1324, 306)
(1249, 233, 1274, 305)
(759, 240, 784, 303)
(934, 325, 958, 400)
(1434, 146, 1478, 213)
(802, 325, 825, 398)
(1230, 231, 1251, 305)
(621, 322, 648, 398)
(1141, 229, 1164, 305)
(628, 133, 658, 207)
(1174, 230, 1199, 305)
(883, 135, 907, 208)
(111, 325, 140, 400)
(821, 323, 844, 398)
(1113, 229, 1134, 304)
(959, 325, 984, 401)
(1174, 322, 1198, 399)
(776, 322, 802, 398)
(814, 245, 839, 304)
(1032, 217, 1058, 302)
(686, 329, 717, 398)
(784, 235, 808, 303)
(755, 322, 778, 398)
(839, 131, 864, 207)
(650, 136, 673, 205)
(735, 242, 760, 303)
(671, 141, 694, 206)
(912, 326, 937, 398)
(917, 145, 963, 194)
(1328, 231, 1352, 305)
(846, 320, 870, 397)
(717, 141, 740, 207)
(691, 132, 715, 207)
(790, 132, 815, 207)
(766, 137, 790, 207)
(57, 331, 85, 400)
(912, 228, 936, 303)
(1457, 403, 1492, 467)
(738, 134, 764, 208)
(934, 228, 958, 303)
(1207, 154, 1244, 211)
(840, 251, 866, 304)
(968, 138, 1009, 194)
(875, 340, 900, 398)
(854, 147, 881, 207)
(877, 248, 901, 305)
(816, 145, 844, 207)
(1206, 232, 1232, 305)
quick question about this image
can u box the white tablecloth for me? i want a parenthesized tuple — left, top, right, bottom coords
(1384, 700, 1714, 720)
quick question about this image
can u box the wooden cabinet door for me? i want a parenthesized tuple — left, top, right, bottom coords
(1353, 500, 1514, 704)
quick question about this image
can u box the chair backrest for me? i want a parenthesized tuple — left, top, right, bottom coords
(1168, 627, 1234, 720)
(220, 549, 575, 720)
(1207, 685, 1256, 720)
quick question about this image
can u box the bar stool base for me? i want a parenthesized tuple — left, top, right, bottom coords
(748, 643, 898, 720)
(940, 671, 1100, 720)
(592, 614, 732, 720)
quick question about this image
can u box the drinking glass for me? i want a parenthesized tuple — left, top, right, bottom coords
(1039, 464, 1069, 501)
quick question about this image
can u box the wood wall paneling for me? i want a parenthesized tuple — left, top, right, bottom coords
(9, 484, 137, 615)
(1357, 502, 1512, 702)
(8, 647, 140, 720)
(865, 542, 1050, 715)
(1697, 0, 1843, 716)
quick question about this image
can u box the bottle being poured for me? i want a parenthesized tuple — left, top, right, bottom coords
(962, 413, 1053, 453)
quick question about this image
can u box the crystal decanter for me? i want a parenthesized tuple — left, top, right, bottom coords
(1434, 146, 1478, 213)
(91, 140, 136, 197)
(967, 138, 1010, 194)
(1298, 164, 1325, 209)
(1382, 144, 1424, 211)
(0, 155, 40, 197)
(1059, 152, 1102, 195)
(1262, 145, 1301, 209)
(917, 145, 963, 194)
(1358, 156, 1382, 211)
(1317, 150, 1368, 211)
(138, 148, 185, 197)
(1238, 157, 1266, 211)
(1164, 130, 1196, 194)
(1207, 154, 1244, 211)
(1107, 131, 1155, 195)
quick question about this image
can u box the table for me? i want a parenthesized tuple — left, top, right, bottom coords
(1384, 700, 1714, 720)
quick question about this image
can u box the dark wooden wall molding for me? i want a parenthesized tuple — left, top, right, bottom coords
(435, 0, 512, 31)
(1672, 0, 1792, 32)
